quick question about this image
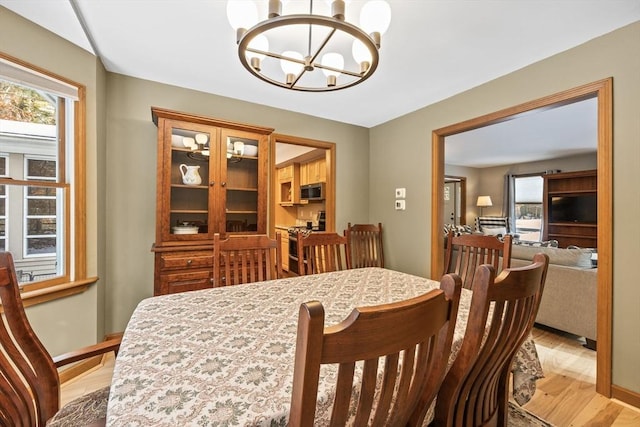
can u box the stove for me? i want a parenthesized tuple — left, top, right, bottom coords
(287, 227, 312, 275)
(287, 226, 313, 237)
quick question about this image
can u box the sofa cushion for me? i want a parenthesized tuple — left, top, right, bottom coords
(475, 216, 511, 232)
(483, 226, 506, 236)
(443, 223, 473, 236)
(511, 245, 593, 268)
(514, 239, 559, 247)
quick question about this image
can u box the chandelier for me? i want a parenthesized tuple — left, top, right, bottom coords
(226, 0, 391, 92)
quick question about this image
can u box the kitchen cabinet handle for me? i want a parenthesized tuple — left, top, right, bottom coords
(186, 259, 192, 265)
(209, 181, 215, 186)
(221, 182, 227, 187)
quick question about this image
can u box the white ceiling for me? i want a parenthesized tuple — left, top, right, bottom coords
(446, 97, 598, 168)
(2, 0, 638, 166)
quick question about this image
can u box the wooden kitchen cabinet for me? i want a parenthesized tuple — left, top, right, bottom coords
(300, 157, 326, 185)
(278, 163, 301, 205)
(151, 107, 273, 295)
(278, 164, 293, 181)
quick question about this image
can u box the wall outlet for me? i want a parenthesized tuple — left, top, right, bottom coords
(395, 188, 406, 198)
(395, 200, 406, 210)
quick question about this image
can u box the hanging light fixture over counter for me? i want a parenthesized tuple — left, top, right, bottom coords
(227, 0, 391, 92)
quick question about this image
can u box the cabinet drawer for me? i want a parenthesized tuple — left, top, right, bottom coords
(160, 252, 213, 270)
(159, 270, 213, 295)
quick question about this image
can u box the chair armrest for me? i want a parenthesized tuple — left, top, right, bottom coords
(53, 336, 122, 368)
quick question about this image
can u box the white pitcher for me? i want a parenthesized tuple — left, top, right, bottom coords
(179, 164, 202, 185)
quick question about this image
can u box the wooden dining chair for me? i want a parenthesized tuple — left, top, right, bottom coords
(213, 232, 283, 287)
(289, 274, 463, 426)
(296, 231, 351, 275)
(443, 231, 513, 289)
(345, 222, 384, 268)
(433, 253, 549, 427)
(0, 251, 121, 427)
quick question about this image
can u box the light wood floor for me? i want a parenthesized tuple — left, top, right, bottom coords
(60, 326, 640, 425)
(524, 326, 640, 426)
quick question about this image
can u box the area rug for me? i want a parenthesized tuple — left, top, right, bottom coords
(508, 401, 554, 427)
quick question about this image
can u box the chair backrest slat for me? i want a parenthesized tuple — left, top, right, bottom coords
(443, 231, 512, 290)
(0, 252, 60, 426)
(345, 223, 384, 268)
(289, 274, 463, 427)
(296, 232, 350, 275)
(434, 253, 549, 427)
(213, 233, 283, 287)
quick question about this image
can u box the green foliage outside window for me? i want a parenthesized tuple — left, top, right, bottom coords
(0, 80, 56, 124)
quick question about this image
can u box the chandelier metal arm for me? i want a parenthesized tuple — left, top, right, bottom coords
(306, 27, 336, 69)
(237, 13, 381, 91)
(245, 45, 363, 79)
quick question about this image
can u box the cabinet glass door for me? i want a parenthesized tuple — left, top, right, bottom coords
(167, 124, 213, 239)
(221, 129, 262, 234)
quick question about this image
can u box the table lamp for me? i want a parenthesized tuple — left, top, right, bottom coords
(477, 195, 493, 216)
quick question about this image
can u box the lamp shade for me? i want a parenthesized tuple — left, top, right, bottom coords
(477, 195, 493, 207)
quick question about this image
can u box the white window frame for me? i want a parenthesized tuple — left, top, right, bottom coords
(23, 156, 59, 259)
(513, 174, 544, 242)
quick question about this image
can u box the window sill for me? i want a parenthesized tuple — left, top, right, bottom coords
(20, 277, 99, 308)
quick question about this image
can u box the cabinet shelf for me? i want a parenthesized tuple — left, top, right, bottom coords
(229, 155, 258, 161)
(172, 184, 208, 190)
(227, 187, 258, 192)
(171, 209, 208, 214)
(548, 189, 595, 195)
(548, 222, 596, 227)
(226, 210, 258, 214)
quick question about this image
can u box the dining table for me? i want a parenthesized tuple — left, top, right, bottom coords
(106, 267, 544, 426)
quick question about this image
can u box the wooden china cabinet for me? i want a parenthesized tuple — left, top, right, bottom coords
(151, 107, 273, 295)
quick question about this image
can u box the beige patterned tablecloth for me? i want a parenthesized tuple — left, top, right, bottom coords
(106, 267, 543, 426)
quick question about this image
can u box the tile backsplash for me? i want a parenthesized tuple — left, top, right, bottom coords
(295, 204, 325, 226)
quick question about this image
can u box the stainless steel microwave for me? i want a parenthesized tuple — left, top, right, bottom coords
(300, 183, 325, 201)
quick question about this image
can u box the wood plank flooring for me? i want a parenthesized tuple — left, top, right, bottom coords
(60, 326, 640, 425)
(525, 326, 640, 426)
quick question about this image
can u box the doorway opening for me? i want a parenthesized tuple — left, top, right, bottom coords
(430, 78, 612, 396)
(444, 176, 466, 227)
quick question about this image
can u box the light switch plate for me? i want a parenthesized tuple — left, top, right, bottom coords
(395, 200, 406, 210)
(395, 188, 406, 198)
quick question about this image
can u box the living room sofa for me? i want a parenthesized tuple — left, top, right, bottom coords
(509, 244, 597, 349)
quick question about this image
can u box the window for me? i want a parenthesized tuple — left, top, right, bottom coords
(514, 175, 543, 241)
(1, 53, 88, 296)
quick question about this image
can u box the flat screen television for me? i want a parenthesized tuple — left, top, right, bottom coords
(549, 194, 597, 223)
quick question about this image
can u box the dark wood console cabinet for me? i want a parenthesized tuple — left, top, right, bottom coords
(543, 169, 597, 248)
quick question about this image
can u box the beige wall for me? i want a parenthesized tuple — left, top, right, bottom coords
(103, 74, 370, 332)
(0, 8, 103, 355)
(370, 22, 640, 393)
